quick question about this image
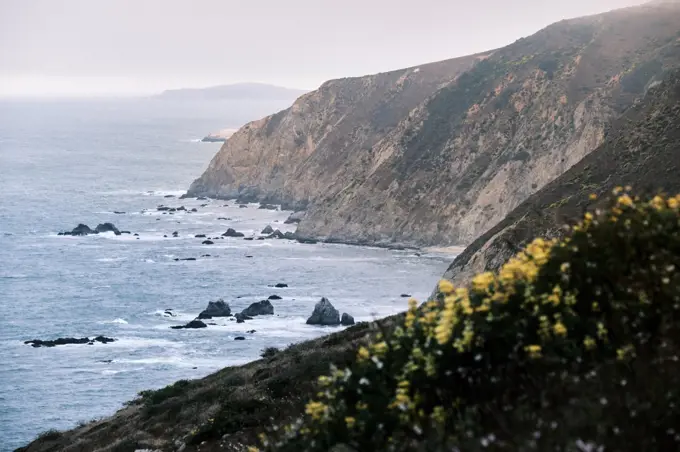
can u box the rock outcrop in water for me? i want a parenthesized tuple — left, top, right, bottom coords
(187, 2, 680, 247)
(306, 297, 341, 326)
(59, 223, 122, 236)
(170, 320, 208, 329)
(240, 300, 274, 317)
(197, 299, 232, 319)
(25, 336, 116, 347)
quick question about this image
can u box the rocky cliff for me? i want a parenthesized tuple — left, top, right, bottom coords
(188, 2, 680, 247)
(443, 67, 680, 286)
(186, 54, 486, 208)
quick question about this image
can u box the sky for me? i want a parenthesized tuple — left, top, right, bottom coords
(0, 0, 646, 97)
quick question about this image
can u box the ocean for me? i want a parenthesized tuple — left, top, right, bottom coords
(0, 97, 453, 450)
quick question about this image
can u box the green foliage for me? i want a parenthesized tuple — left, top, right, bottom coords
(260, 191, 680, 451)
(261, 346, 281, 359)
(137, 379, 192, 407)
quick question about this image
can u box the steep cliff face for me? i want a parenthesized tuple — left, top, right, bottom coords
(443, 68, 680, 286)
(190, 2, 680, 247)
(186, 54, 486, 208)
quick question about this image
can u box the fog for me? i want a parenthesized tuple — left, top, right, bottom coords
(0, 0, 644, 97)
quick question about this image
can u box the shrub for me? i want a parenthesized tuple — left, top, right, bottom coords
(261, 347, 281, 359)
(258, 190, 680, 451)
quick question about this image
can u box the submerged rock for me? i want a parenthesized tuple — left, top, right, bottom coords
(306, 297, 340, 326)
(341, 313, 355, 326)
(241, 300, 274, 316)
(266, 229, 285, 239)
(268, 294, 282, 300)
(273, 283, 288, 288)
(400, 294, 411, 298)
(195, 234, 206, 238)
(261, 225, 274, 235)
(202, 240, 214, 245)
(258, 204, 278, 210)
(235, 313, 253, 323)
(222, 228, 245, 237)
(171, 320, 207, 329)
(25, 336, 116, 348)
(197, 299, 232, 319)
(66, 223, 94, 236)
(234, 336, 246, 341)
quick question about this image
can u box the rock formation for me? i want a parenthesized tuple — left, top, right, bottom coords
(306, 297, 341, 325)
(240, 300, 274, 317)
(197, 299, 232, 319)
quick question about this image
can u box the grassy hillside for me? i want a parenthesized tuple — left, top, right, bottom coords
(444, 67, 680, 286)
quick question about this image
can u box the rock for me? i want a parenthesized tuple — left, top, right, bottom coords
(197, 197, 208, 201)
(222, 228, 245, 237)
(239, 204, 248, 208)
(191, 208, 198, 212)
(68, 223, 94, 236)
(202, 240, 214, 245)
(25, 336, 116, 347)
(177, 206, 186, 211)
(157, 206, 172, 211)
(284, 211, 305, 224)
(234, 336, 246, 341)
(197, 299, 232, 319)
(201, 254, 211, 257)
(261, 225, 274, 234)
(121, 231, 131, 234)
(134, 233, 139, 236)
(172, 231, 179, 237)
(164, 194, 175, 198)
(283, 232, 297, 240)
(273, 283, 288, 288)
(341, 313, 355, 326)
(245, 255, 253, 258)
(113, 211, 126, 214)
(241, 300, 274, 316)
(258, 204, 277, 210)
(195, 234, 206, 238)
(268, 294, 282, 300)
(164, 310, 175, 317)
(296, 237, 318, 244)
(306, 297, 340, 325)
(400, 294, 411, 298)
(174, 257, 197, 261)
(244, 237, 254, 241)
(171, 320, 207, 329)
(267, 230, 285, 239)
(246, 329, 256, 334)
(235, 313, 252, 323)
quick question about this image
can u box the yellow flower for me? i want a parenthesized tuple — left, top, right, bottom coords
(583, 336, 596, 350)
(560, 262, 571, 273)
(525, 344, 542, 359)
(668, 197, 678, 209)
(248, 447, 260, 452)
(584, 212, 594, 221)
(553, 321, 567, 336)
(652, 195, 665, 210)
(305, 401, 328, 420)
(471, 272, 495, 292)
(589, 193, 598, 200)
(438, 279, 454, 295)
(617, 194, 634, 207)
(597, 322, 608, 339)
(345, 416, 356, 428)
(357, 346, 370, 361)
(613, 186, 623, 195)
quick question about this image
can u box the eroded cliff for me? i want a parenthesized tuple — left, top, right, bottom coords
(190, 2, 680, 247)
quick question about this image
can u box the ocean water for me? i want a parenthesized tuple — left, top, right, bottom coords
(0, 98, 453, 450)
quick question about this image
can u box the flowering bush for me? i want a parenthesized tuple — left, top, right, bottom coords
(257, 190, 680, 451)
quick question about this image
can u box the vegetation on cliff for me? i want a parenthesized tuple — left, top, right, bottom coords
(260, 192, 680, 451)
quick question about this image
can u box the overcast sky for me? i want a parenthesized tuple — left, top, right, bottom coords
(0, 0, 645, 97)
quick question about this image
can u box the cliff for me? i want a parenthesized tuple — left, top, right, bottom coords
(188, 1, 680, 247)
(186, 54, 488, 208)
(443, 67, 680, 286)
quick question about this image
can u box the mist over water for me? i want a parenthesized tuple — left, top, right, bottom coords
(0, 98, 453, 450)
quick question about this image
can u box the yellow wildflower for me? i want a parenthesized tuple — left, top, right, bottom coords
(525, 344, 542, 359)
(560, 262, 571, 273)
(438, 279, 454, 295)
(589, 193, 598, 200)
(583, 336, 596, 350)
(617, 194, 634, 207)
(597, 322, 608, 339)
(668, 197, 678, 209)
(652, 195, 665, 210)
(584, 212, 594, 222)
(357, 346, 370, 361)
(471, 272, 495, 292)
(553, 321, 567, 336)
(613, 186, 623, 195)
(305, 401, 328, 420)
(248, 446, 260, 452)
(345, 416, 356, 428)
(617, 345, 636, 361)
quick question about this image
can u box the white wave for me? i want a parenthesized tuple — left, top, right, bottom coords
(99, 318, 128, 325)
(95, 257, 126, 262)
